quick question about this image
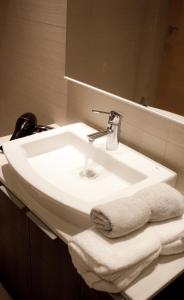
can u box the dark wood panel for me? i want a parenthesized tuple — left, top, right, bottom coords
(0, 240, 31, 300)
(80, 280, 113, 300)
(0, 189, 31, 300)
(153, 273, 184, 300)
(0, 189, 27, 243)
(29, 218, 81, 300)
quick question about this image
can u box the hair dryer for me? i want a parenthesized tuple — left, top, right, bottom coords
(0, 112, 53, 152)
(10, 112, 37, 140)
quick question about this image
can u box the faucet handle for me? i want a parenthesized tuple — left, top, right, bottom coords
(92, 110, 121, 117)
(92, 109, 121, 125)
(92, 109, 110, 115)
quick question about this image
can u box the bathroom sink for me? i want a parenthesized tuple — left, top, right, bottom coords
(3, 123, 177, 228)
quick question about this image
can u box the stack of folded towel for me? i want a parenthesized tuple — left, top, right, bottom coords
(69, 227, 161, 293)
(68, 183, 184, 293)
(152, 216, 184, 255)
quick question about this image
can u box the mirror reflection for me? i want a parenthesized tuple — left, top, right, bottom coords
(66, 0, 184, 116)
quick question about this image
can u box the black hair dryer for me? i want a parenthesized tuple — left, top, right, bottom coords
(10, 112, 37, 140)
(0, 112, 53, 152)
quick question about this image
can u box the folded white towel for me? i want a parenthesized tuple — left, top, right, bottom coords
(149, 215, 184, 255)
(161, 239, 184, 255)
(91, 183, 184, 238)
(69, 215, 184, 293)
(91, 197, 151, 238)
(70, 246, 159, 293)
(68, 227, 161, 292)
(151, 215, 184, 244)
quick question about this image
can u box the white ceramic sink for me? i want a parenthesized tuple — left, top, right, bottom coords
(3, 123, 177, 227)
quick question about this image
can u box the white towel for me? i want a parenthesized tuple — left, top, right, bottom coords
(69, 215, 184, 293)
(91, 183, 184, 238)
(150, 215, 184, 244)
(149, 215, 184, 255)
(68, 227, 161, 293)
(139, 183, 184, 222)
(91, 197, 151, 238)
(161, 239, 184, 255)
(70, 246, 159, 293)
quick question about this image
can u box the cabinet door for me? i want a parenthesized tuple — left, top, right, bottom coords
(80, 280, 113, 300)
(0, 186, 31, 300)
(28, 212, 81, 300)
(153, 273, 184, 300)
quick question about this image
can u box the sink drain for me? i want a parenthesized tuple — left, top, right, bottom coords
(80, 169, 96, 178)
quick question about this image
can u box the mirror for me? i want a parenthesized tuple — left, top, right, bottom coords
(66, 0, 184, 117)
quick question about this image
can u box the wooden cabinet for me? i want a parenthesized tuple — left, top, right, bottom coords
(0, 186, 31, 300)
(28, 212, 113, 300)
(153, 274, 184, 300)
(28, 212, 81, 300)
(80, 281, 113, 300)
(0, 185, 112, 300)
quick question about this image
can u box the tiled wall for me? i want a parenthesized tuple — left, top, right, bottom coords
(0, 0, 67, 136)
(67, 80, 184, 193)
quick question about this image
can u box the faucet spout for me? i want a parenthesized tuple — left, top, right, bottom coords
(87, 129, 112, 143)
(87, 110, 122, 150)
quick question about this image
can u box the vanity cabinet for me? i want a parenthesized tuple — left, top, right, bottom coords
(0, 184, 113, 300)
(80, 281, 114, 300)
(28, 212, 113, 300)
(28, 212, 81, 300)
(0, 186, 31, 300)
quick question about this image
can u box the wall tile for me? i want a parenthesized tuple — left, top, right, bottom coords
(122, 122, 166, 163)
(8, 0, 67, 27)
(121, 122, 144, 148)
(0, 1, 10, 50)
(164, 142, 184, 172)
(136, 131, 166, 163)
(176, 169, 184, 194)
(123, 105, 171, 140)
(167, 121, 184, 148)
(0, 1, 67, 136)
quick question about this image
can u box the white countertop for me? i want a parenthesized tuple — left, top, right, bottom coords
(0, 130, 184, 300)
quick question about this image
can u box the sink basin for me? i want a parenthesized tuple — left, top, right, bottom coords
(3, 123, 177, 228)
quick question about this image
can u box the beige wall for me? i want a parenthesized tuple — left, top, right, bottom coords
(0, 0, 67, 136)
(67, 80, 184, 193)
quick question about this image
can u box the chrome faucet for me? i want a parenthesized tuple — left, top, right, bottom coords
(87, 110, 122, 150)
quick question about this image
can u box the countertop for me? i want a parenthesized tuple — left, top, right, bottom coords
(0, 130, 184, 300)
